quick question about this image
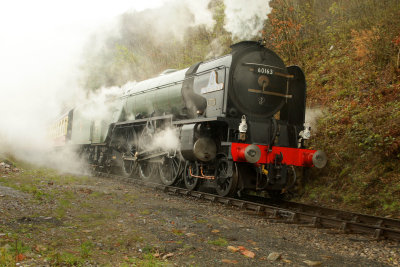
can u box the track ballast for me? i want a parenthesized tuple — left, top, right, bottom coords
(94, 171, 400, 242)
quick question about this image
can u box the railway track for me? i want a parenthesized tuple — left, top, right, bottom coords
(95, 171, 400, 242)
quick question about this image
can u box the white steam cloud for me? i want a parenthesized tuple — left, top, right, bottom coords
(0, 0, 272, 171)
(305, 108, 324, 132)
(0, 1, 169, 170)
(224, 0, 271, 39)
(151, 128, 181, 151)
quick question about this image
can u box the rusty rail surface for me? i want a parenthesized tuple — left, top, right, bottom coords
(95, 172, 400, 241)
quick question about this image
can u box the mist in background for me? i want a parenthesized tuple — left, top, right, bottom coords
(0, 0, 272, 170)
(0, 0, 168, 167)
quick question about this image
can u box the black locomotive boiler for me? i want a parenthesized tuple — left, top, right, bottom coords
(52, 41, 327, 197)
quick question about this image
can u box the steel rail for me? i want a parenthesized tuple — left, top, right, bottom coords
(278, 200, 400, 235)
(94, 172, 400, 241)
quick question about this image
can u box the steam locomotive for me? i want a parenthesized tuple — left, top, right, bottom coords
(51, 41, 327, 197)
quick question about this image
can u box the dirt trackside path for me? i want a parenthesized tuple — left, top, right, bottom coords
(0, 167, 399, 266)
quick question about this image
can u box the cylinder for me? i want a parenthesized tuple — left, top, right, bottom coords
(193, 137, 217, 162)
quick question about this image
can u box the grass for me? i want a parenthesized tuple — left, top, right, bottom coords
(0, 246, 14, 267)
(0, 239, 31, 267)
(194, 219, 207, 224)
(207, 238, 228, 247)
(48, 251, 84, 266)
(0, 162, 155, 265)
(77, 213, 106, 222)
(0, 156, 189, 266)
(55, 199, 72, 219)
(80, 241, 94, 258)
(171, 229, 184, 236)
(124, 253, 165, 267)
(139, 209, 151, 215)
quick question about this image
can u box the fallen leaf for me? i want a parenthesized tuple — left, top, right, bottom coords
(238, 246, 246, 251)
(153, 253, 160, 258)
(241, 249, 255, 258)
(172, 229, 183, 234)
(227, 246, 239, 252)
(303, 260, 322, 266)
(282, 259, 292, 263)
(82, 230, 93, 233)
(79, 188, 93, 194)
(247, 239, 256, 245)
(34, 244, 47, 252)
(321, 255, 332, 260)
(211, 229, 220, 233)
(267, 252, 281, 261)
(16, 253, 25, 262)
(221, 259, 238, 264)
(185, 233, 197, 237)
(162, 252, 174, 259)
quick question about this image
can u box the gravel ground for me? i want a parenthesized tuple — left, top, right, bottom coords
(0, 166, 399, 266)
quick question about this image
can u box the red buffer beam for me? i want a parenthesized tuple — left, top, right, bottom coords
(231, 143, 327, 168)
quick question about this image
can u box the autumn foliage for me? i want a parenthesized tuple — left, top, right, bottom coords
(264, 0, 302, 61)
(263, 0, 400, 214)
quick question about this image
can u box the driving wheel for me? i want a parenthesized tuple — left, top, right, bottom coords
(159, 153, 182, 185)
(184, 161, 200, 190)
(215, 159, 238, 197)
(121, 129, 138, 177)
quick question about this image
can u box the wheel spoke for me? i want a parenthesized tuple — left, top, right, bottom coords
(215, 160, 238, 197)
(120, 129, 137, 177)
(139, 161, 156, 181)
(159, 155, 181, 185)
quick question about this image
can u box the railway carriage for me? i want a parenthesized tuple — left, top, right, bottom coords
(48, 110, 73, 147)
(55, 41, 327, 197)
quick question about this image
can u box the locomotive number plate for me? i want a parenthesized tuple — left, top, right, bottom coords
(256, 67, 274, 75)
